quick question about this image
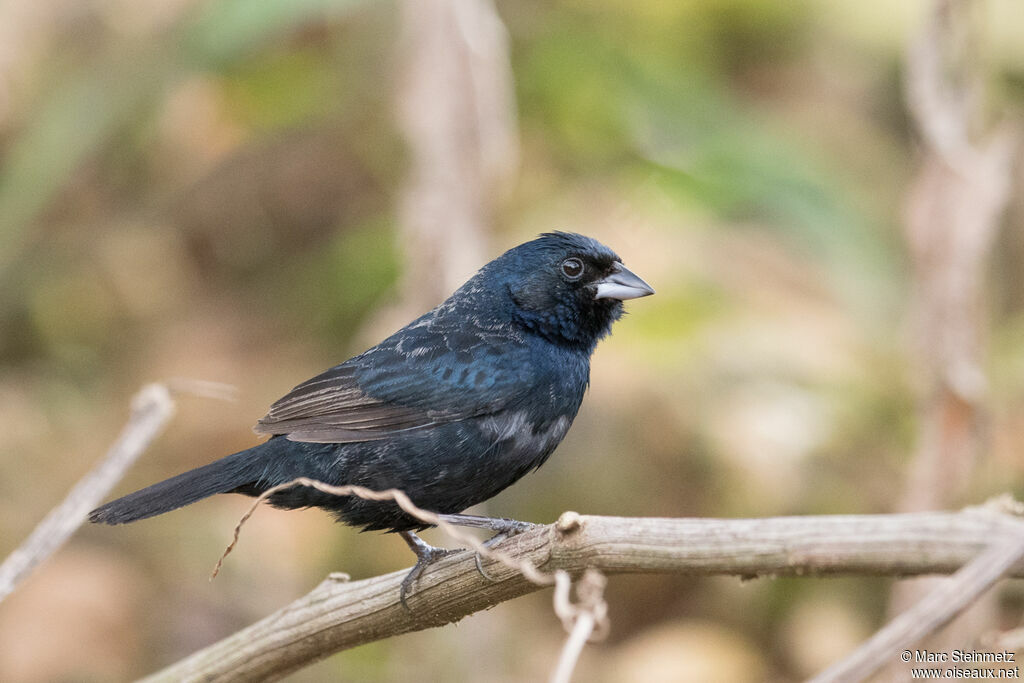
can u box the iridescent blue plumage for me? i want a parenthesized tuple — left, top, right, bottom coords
(90, 232, 653, 536)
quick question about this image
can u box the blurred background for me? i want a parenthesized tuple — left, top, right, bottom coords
(0, 0, 1023, 680)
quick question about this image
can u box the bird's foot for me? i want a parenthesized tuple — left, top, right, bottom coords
(398, 531, 459, 610)
(473, 527, 534, 582)
(437, 513, 536, 536)
(437, 514, 537, 582)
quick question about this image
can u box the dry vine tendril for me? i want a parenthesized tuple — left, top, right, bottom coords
(214, 478, 610, 682)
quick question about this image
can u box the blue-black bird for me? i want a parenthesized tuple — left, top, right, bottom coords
(90, 232, 653, 602)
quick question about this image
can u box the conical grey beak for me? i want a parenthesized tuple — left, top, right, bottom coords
(594, 262, 655, 301)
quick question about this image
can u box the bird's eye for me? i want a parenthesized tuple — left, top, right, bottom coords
(560, 257, 584, 280)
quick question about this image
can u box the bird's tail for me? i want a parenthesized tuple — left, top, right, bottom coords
(89, 446, 266, 525)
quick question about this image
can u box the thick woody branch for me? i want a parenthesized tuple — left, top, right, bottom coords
(144, 506, 1024, 683)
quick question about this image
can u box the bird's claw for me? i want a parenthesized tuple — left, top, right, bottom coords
(399, 545, 459, 611)
(487, 518, 537, 536)
(437, 513, 536, 536)
(474, 552, 496, 582)
(472, 520, 538, 582)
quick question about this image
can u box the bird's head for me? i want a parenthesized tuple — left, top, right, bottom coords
(484, 232, 654, 351)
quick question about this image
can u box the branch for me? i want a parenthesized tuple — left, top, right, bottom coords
(392, 0, 517, 312)
(812, 522, 1024, 682)
(143, 505, 1024, 682)
(550, 569, 608, 683)
(0, 379, 234, 604)
(893, 0, 1019, 663)
(900, 0, 1019, 512)
(0, 384, 175, 603)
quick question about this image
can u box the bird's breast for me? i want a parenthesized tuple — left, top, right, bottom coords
(479, 411, 573, 459)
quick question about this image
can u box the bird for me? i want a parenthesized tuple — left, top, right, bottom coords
(90, 231, 654, 605)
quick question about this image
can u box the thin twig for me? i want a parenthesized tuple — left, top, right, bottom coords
(213, 477, 552, 586)
(214, 477, 606, 683)
(893, 0, 1019, 665)
(550, 569, 608, 683)
(0, 381, 232, 603)
(983, 626, 1024, 651)
(810, 530, 1024, 682)
(0, 384, 175, 603)
(551, 605, 594, 683)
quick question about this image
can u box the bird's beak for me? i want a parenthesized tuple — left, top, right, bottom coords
(594, 262, 655, 300)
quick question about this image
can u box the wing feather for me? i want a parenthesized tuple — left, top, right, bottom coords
(253, 318, 537, 444)
(254, 364, 442, 442)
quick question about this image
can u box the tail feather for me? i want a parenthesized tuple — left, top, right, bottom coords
(89, 448, 263, 525)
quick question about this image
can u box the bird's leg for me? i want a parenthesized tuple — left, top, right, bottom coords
(438, 514, 537, 581)
(398, 530, 458, 610)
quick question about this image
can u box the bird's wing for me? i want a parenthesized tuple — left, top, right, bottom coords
(253, 321, 534, 444)
(252, 363, 434, 442)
